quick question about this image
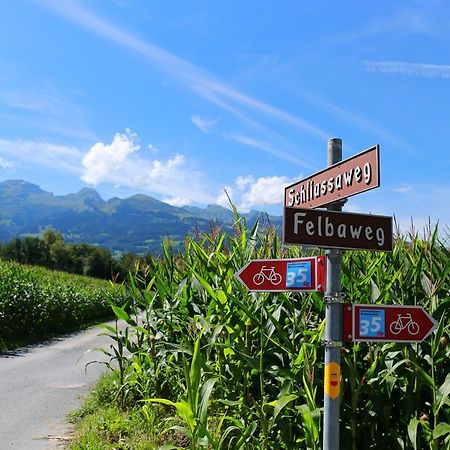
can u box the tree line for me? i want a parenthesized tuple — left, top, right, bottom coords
(0, 229, 142, 281)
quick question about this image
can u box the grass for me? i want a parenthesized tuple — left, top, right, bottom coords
(69, 373, 187, 449)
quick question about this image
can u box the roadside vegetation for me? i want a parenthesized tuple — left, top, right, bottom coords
(0, 229, 142, 282)
(71, 213, 450, 449)
(0, 259, 131, 351)
(69, 372, 166, 449)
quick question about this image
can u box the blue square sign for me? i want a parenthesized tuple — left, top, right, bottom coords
(286, 261, 312, 288)
(359, 308, 385, 337)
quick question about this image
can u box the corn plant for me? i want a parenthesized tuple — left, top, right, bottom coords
(0, 260, 130, 350)
(100, 213, 449, 449)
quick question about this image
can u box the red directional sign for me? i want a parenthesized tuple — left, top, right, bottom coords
(235, 256, 325, 293)
(343, 304, 438, 343)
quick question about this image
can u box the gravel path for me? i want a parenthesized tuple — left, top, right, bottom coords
(0, 322, 116, 449)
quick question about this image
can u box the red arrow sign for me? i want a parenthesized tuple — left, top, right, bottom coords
(235, 256, 325, 292)
(343, 304, 438, 343)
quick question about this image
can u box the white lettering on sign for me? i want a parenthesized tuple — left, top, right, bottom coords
(376, 228, 385, 247)
(294, 212, 306, 234)
(292, 212, 386, 247)
(350, 226, 362, 239)
(287, 161, 374, 207)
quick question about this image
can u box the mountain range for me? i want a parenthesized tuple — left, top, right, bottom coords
(0, 180, 282, 255)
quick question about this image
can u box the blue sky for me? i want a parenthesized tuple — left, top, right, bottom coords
(0, 0, 449, 233)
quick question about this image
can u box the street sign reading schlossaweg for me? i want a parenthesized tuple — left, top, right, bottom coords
(284, 145, 380, 209)
(283, 207, 393, 251)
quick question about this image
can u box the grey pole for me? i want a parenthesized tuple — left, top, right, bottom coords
(323, 138, 344, 450)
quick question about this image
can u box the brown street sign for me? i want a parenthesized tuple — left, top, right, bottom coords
(285, 145, 380, 209)
(283, 207, 393, 251)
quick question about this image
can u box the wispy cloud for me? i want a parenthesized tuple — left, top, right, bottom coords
(191, 88, 317, 169)
(349, 182, 450, 236)
(234, 53, 281, 82)
(0, 138, 84, 174)
(330, 5, 436, 44)
(39, 0, 329, 142)
(0, 90, 69, 117)
(287, 85, 411, 152)
(191, 115, 219, 133)
(81, 130, 215, 205)
(0, 87, 97, 141)
(225, 133, 307, 166)
(393, 184, 413, 194)
(0, 157, 14, 170)
(363, 61, 450, 79)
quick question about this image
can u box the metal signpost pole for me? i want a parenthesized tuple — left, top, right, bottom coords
(323, 138, 344, 450)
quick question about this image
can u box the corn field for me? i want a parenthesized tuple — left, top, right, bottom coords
(103, 213, 450, 449)
(0, 260, 130, 349)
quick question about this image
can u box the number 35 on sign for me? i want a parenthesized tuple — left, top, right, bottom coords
(286, 261, 313, 288)
(235, 256, 325, 292)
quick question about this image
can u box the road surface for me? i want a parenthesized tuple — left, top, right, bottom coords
(0, 322, 118, 449)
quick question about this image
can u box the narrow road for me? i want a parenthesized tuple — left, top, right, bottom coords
(0, 322, 118, 449)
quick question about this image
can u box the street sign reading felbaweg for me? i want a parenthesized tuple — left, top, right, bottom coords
(283, 207, 393, 251)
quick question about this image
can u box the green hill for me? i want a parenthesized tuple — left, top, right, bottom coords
(0, 180, 282, 254)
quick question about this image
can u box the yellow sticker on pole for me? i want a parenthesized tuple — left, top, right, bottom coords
(324, 361, 341, 399)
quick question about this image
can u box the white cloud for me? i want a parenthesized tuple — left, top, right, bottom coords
(0, 157, 14, 169)
(219, 175, 293, 212)
(236, 176, 254, 190)
(82, 129, 139, 184)
(163, 196, 192, 207)
(363, 61, 450, 79)
(191, 115, 218, 133)
(0, 132, 214, 206)
(147, 144, 158, 154)
(240, 175, 291, 211)
(147, 154, 185, 179)
(81, 130, 215, 205)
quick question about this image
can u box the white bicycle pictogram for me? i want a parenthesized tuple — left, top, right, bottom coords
(389, 313, 420, 335)
(252, 266, 282, 286)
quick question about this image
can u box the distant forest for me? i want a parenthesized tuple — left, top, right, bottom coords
(0, 229, 144, 282)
